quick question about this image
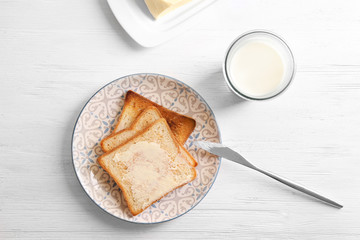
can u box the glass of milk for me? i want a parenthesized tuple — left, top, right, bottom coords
(223, 31, 295, 101)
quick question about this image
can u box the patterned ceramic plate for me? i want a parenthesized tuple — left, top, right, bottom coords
(72, 73, 221, 224)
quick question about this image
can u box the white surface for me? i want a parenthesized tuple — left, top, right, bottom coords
(1, 0, 360, 239)
(107, 0, 217, 47)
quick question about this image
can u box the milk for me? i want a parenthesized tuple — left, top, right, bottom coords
(224, 31, 294, 100)
(229, 41, 284, 97)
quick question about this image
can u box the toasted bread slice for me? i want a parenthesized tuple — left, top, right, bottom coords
(114, 90, 196, 145)
(101, 106, 197, 167)
(98, 118, 197, 216)
(101, 106, 161, 152)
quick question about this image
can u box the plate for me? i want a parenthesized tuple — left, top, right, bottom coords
(107, 0, 218, 47)
(72, 73, 221, 223)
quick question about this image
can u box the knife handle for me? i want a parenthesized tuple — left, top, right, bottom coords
(253, 167, 343, 209)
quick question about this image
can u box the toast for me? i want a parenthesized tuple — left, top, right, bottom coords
(101, 106, 161, 152)
(101, 106, 197, 167)
(114, 90, 196, 145)
(98, 118, 197, 216)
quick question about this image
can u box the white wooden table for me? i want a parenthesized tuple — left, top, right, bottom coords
(1, 0, 360, 239)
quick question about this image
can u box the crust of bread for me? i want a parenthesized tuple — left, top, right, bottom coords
(99, 106, 160, 152)
(101, 106, 198, 167)
(98, 118, 197, 216)
(113, 90, 196, 145)
(131, 106, 159, 128)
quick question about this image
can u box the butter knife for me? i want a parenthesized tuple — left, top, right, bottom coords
(194, 141, 343, 209)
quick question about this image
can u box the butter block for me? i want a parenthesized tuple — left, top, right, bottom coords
(145, 0, 193, 19)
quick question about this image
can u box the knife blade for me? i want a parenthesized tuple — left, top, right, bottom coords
(194, 141, 343, 209)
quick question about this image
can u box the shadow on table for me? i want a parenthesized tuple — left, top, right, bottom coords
(61, 99, 160, 232)
(97, 0, 144, 51)
(194, 69, 247, 110)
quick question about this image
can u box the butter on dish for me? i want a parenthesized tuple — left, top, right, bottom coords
(145, 0, 193, 19)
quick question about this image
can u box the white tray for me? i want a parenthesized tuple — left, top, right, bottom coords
(107, 0, 218, 47)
